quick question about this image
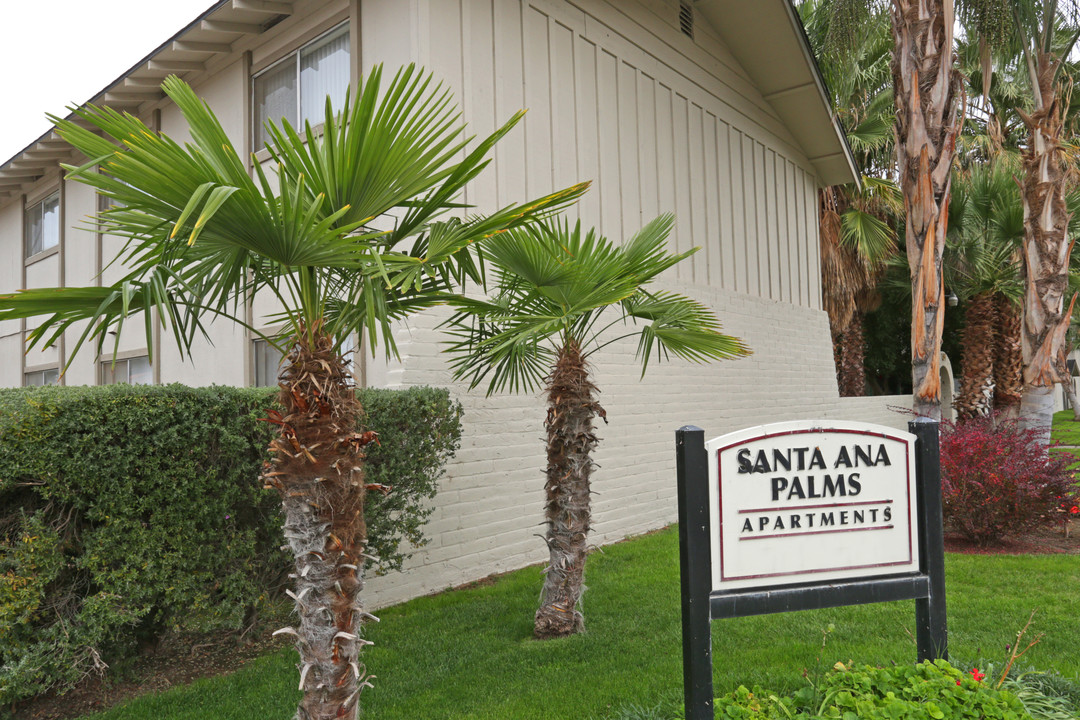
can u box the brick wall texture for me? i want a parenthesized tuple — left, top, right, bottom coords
(361, 282, 913, 608)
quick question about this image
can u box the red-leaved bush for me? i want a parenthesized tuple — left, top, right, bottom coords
(939, 416, 1078, 546)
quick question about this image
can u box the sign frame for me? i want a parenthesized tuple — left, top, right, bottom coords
(709, 420, 919, 591)
(675, 420, 947, 720)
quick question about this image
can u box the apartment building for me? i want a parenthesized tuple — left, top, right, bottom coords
(0, 0, 913, 606)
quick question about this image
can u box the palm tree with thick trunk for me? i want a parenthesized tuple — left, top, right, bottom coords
(443, 215, 749, 638)
(892, 0, 963, 420)
(958, 0, 1080, 444)
(0, 68, 584, 719)
(945, 163, 1023, 419)
(800, 0, 961, 418)
(801, 0, 901, 397)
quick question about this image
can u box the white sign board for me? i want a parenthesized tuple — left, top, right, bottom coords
(706, 420, 919, 592)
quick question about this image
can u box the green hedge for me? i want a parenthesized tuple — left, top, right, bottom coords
(0, 384, 461, 705)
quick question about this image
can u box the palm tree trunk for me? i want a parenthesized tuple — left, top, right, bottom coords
(891, 0, 961, 421)
(535, 339, 602, 639)
(1063, 377, 1080, 421)
(261, 329, 374, 720)
(993, 293, 1023, 417)
(838, 313, 866, 397)
(1018, 54, 1077, 446)
(831, 325, 843, 390)
(955, 292, 997, 420)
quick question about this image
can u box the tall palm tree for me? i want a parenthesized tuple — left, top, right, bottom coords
(443, 215, 749, 639)
(801, 0, 961, 419)
(958, 0, 1080, 444)
(820, 177, 901, 395)
(800, 0, 900, 397)
(0, 68, 585, 719)
(954, 33, 1031, 417)
(945, 164, 1024, 419)
(892, 0, 963, 420)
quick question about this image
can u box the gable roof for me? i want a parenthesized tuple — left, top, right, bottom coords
(0, 0, 857, 204)
(695, 0, 858, 187)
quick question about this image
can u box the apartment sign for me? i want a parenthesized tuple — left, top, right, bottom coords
(706, 420, 919, 591)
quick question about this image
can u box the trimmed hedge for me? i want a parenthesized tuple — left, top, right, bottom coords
(0, 384, 461, 705)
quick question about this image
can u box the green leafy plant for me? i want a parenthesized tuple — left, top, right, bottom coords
(0, 383, 460, 707)
(444, 215, 749, 638)
(710, 661, 1034, 719)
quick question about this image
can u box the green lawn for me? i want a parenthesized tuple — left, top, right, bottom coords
(1052, 410, 1080, 445)
(77, 527, 1080, 720)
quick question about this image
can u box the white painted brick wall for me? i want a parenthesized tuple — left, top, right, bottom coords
(362, 283, 914, 609)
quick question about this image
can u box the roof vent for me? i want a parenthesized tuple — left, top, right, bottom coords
(679, 0, 694, 38)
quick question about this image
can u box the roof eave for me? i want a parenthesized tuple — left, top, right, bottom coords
(694, 0, 860, 189)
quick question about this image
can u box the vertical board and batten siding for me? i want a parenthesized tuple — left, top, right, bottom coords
(359, 0, 906, 610)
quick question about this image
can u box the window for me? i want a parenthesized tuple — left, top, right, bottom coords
(253, 334, 355, 387)
(253, 24, 350, 149)
(102, 356, 153, 385)
(25, 191, 60, 257)
(24, 368, 59, 386)
(253, 338, 286, 387)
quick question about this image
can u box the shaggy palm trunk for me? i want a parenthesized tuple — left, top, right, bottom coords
(1018, 55, 1077, 447)
(535, 339, 603, 639)
(261, 329, 376, 720)
(831, 325, 843, 389)
(838, 314, 866, 397)
(955, 292, 997, 420)
(993, 293, 1023, 416)
(891, 0, 960, 421)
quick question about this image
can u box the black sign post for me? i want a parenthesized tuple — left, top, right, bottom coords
(675, 420, 947, 720)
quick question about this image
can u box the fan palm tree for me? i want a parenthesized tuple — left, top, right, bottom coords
(443, 215, 749, 638)
(800, 0, 900, 397)
(0, 67, 585, 719)
(957, 0, 1080, 444)
(820, 177, 901, 395)
(945, 164, 1024, 419)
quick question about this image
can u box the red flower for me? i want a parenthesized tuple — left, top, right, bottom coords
(970, 668, 986, 682)
(1071, 506, 1079, 514)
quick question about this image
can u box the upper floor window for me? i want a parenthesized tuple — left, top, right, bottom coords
(102, 355, 153, 385)
(253, 24, 350, 150)
(25, 191, 60, 258)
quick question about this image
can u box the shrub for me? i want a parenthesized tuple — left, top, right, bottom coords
(0, 384, 461, 705)
(711, 661, 1034, 719)
(939, 417, 1077, 546)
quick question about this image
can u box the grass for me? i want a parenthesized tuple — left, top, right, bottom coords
(1051, 410, 1080, 446)
(77, 527, 1080, 720)
(1052, 411, 1080, 472)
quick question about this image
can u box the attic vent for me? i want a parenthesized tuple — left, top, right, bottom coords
(679, 0, 694, 38)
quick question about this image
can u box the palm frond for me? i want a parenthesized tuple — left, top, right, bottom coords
(443, 215, 749, 394)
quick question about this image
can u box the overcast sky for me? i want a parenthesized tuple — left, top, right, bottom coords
(0, 0, 216, 163)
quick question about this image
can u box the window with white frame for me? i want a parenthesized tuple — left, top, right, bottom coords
(101, 356, 153, 385)
(24, 368, 59, 386)
(25, 191, 60, 257)
(252, 24, 350, 150)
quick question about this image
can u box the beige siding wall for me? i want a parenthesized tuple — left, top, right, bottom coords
(421, 0, 823, 307)
(0, 0, 912, 610)
(0, 198, 22, 387)
(359, 0, 907, 609)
